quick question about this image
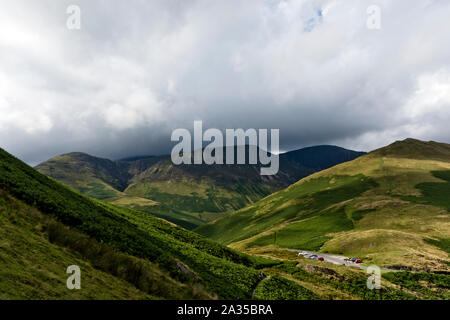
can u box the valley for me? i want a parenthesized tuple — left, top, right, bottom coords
(1, 138, 449, 300)
(35, 145, 364, 229)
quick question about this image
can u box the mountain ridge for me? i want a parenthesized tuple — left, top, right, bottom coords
(368, 138, 450, 161)
(2, 141, 448, 300)
(35, 144, 365, 229)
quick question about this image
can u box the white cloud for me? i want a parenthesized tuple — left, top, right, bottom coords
(0, 96, 53, 134)
(405, 70, 450, 118)
(0, 0, 449, 164)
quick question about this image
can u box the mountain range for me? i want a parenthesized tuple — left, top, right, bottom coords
(1, 139, 449, 300)
(35, 145, 365, 229)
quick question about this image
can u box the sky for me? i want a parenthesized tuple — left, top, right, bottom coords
(0, 0, 449, 165)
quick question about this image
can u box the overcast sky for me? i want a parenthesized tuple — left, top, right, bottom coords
(0, 0, 449, 165)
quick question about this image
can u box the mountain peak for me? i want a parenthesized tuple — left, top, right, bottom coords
(55, 152, 99, 161)
(369, 138, 450, 161)
(282, 145, 366, 170)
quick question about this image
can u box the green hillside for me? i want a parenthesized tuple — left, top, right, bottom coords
(0, 189, 153, 300)
(2, 146, 448, 300)
(0, 147, 282, 299)
(197, 139, 450, 271)
(36, 145, 364, 229)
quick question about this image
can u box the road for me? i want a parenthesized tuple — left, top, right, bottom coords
(251, 276, 270, 299)
(285, 249, 394, 272)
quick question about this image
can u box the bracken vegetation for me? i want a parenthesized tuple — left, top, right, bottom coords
(383, 272, 450, 300)
(253, 275, 320, 300)
(270, 261, 416, 300)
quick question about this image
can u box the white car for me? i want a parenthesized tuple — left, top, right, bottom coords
(298, 251, 309, 256)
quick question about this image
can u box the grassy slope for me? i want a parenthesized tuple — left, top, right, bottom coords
(0, 189, 153, 300)
(196, 174, 378, 245)
(35, 152, 130, 195)
(197, 139, 450, 270)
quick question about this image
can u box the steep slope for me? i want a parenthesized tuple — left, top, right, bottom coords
(0, 188, 154, 300)
(196, 139, 450, 271)
(0, 187, 204, 300)
(36, 145, 364, 229)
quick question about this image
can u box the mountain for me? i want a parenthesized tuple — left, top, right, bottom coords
(2, 146, 447, 300)
(281, 145, 366, 170)
(35, 145, 364, 229)
(196, 139, 450, 271)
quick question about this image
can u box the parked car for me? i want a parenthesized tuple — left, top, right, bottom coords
(298, 251, 309, 256)
(317, 257, 324, 261)
(355, 259, 362, 263)
(309, 255, 318, 259)
(350, 257, 357, 262)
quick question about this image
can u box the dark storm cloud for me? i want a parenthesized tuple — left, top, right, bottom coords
(0, 0, 449, 164)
